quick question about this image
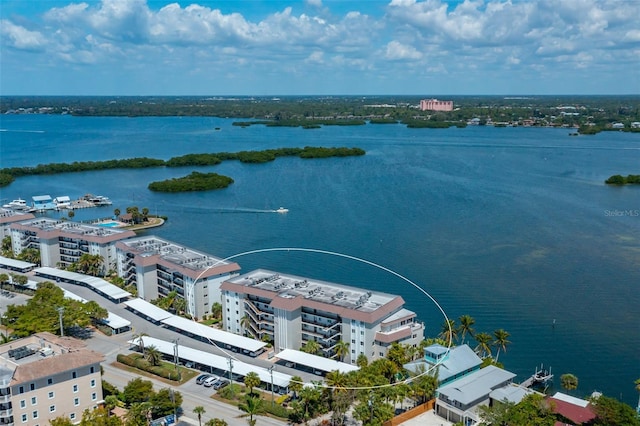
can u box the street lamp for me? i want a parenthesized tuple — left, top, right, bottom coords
(56, 307, 64, 337)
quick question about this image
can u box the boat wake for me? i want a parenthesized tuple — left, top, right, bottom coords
(0, 129, 46, 133)
(161, 206, 283, 214)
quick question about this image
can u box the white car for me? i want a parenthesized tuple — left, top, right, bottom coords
(203, 375, 220, 387)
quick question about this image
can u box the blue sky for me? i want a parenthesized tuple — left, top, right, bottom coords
(1, 0, 639, 95)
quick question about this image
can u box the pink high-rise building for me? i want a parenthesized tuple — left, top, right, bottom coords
(420, 99, 453, 111)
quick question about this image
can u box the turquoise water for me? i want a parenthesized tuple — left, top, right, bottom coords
(1, 115, 639, 404)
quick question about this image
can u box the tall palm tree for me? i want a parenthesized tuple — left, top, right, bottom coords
(238, 395, 264, 426)
(132, 332, 148, 354)
(458, 314, 475, 344)
(438, 319, 458, 345)
(205, 420, 228, 426)
(144, 345, 162, 366)
(334, 340, 350, 362)
(193, 406, 205, 426)
(474, 332, 493, 359)
(301, 339, 321, 355)
(493, 329, 511, 362)
(356, 353, 369, 368)
(288, 375, 304, 400)
(240, 315, 251, 336)
(244, 371, 261, 396)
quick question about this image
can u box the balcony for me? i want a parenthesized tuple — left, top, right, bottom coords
(0, 409, 11, 417)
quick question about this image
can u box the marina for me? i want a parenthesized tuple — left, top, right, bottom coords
(2, 193, 113, 212)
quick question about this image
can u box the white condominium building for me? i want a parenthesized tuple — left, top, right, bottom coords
(0, 332, 104, 426)
(10, 218, 135, 274)
(221, 269, 424, 364)
(116, 236, 240, 320)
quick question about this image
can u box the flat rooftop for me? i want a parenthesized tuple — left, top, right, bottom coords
(120, 235, 235, 271)
(16, 217, 130, 238)
(227, 269, 397, 313)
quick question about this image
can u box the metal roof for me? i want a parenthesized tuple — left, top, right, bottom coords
(123, 298, 173, 322)
(0, 255, 36, 270)
(437, 365, 516, 406)
(34, 267, 131, 300)
(128, 336, 291, 387)
(276, 348, 360, 374)
(161, 315, 266, 353)
(104, 311, 131, 330)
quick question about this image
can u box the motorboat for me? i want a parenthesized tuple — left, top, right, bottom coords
(2, 198, 34, 211)
(276, 207, 289, 213)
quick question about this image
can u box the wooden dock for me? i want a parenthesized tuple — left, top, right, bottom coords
(521, 365, 553, 389)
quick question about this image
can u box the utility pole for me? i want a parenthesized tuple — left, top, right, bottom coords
(56, 307, 64, 337)
(228, 357, 234, 397)
(173, 338, 180, 379)
(268, 366, 274, 407)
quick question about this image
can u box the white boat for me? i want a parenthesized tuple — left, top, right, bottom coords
(2, 198, 35, 212)
(82, 194, 113, 206)
(276, 207, 289, 214)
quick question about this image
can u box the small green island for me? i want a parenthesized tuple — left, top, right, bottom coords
(148, 172, 234, 192)
(605, 174, 640, 185)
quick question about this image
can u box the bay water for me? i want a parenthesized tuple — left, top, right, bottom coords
(1, 115, 639, 405)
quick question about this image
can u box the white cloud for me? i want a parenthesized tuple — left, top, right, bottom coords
(306, 0, 323, 7)
(384, 40, 423, 60)
(0, 20, 48, 51)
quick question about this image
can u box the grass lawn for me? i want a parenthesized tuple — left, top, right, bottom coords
(113, 353, 199, 385)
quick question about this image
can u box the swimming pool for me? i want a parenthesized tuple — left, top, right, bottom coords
(98, 221, 121, 228)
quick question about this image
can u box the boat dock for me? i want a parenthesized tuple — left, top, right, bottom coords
(521, 365, 553, 389)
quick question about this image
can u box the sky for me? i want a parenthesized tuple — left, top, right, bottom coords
(1, 0, 639, 96)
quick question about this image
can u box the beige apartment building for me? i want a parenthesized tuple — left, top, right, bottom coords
(221, 269, 424, 364)
(0, 332, 104, 426)
(9, 218, 135, 274)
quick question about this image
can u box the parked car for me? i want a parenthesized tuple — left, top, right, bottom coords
(203, 375, 220, 387)
(213, 378, 230, 390)
(196, 374, 211, 385)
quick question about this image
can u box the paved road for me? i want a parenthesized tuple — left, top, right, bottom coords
(2, 270, 295, 426)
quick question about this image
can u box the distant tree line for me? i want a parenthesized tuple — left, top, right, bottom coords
(0, 146, 365, 188)
(605, 174, 640, 185)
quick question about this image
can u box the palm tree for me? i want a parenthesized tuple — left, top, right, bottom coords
(205, 420, 228, 426)
(356, 353, 369, 368)
(301, 339, 321, 355)
(238, 395, 264, 426)
(193, 406, 205, 426)
(132, 332, 148, 354)
(67, 210, 75, 220)
(244, 371, 261, 396)
(438, 319, 458, 345)
(334, 340, 350, 362)
(288, 375, 304, 400)
(144, 345, 162, 366)
(240, 315, 251, 336)
(114, 208, 121, 218)
(560, 373, 579, 392)
(493, 329, 511, 362)
(474, 332, 493, 359)
(458, 314, 475, 344)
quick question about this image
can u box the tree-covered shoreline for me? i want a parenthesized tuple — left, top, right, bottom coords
(0, 146, 366, 189)
(605, 174, 640, 185)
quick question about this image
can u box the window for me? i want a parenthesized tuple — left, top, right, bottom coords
(90, 366, 95, 374)
(47, 378, 53, 385)
(73, 384, 78, 393)
(20, 400, 26, 408)
(19, 386, 24, 394)
(74, 398, 79, 406)
(360, 341, 364, 346)
(70, 413, 76, 421)
(31, 396, 37, 405)
(21, 414, 27, 423)
(49, 405, 56, 413)
(72, 371, 77, 379)
(90, 379, 96, 387)
(351, 339, 355, 344)
(48, 391, 54, 399)
(91, 392, 97, 401)
(30, 383, 35, 391)
(32, 411, 38, 419)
